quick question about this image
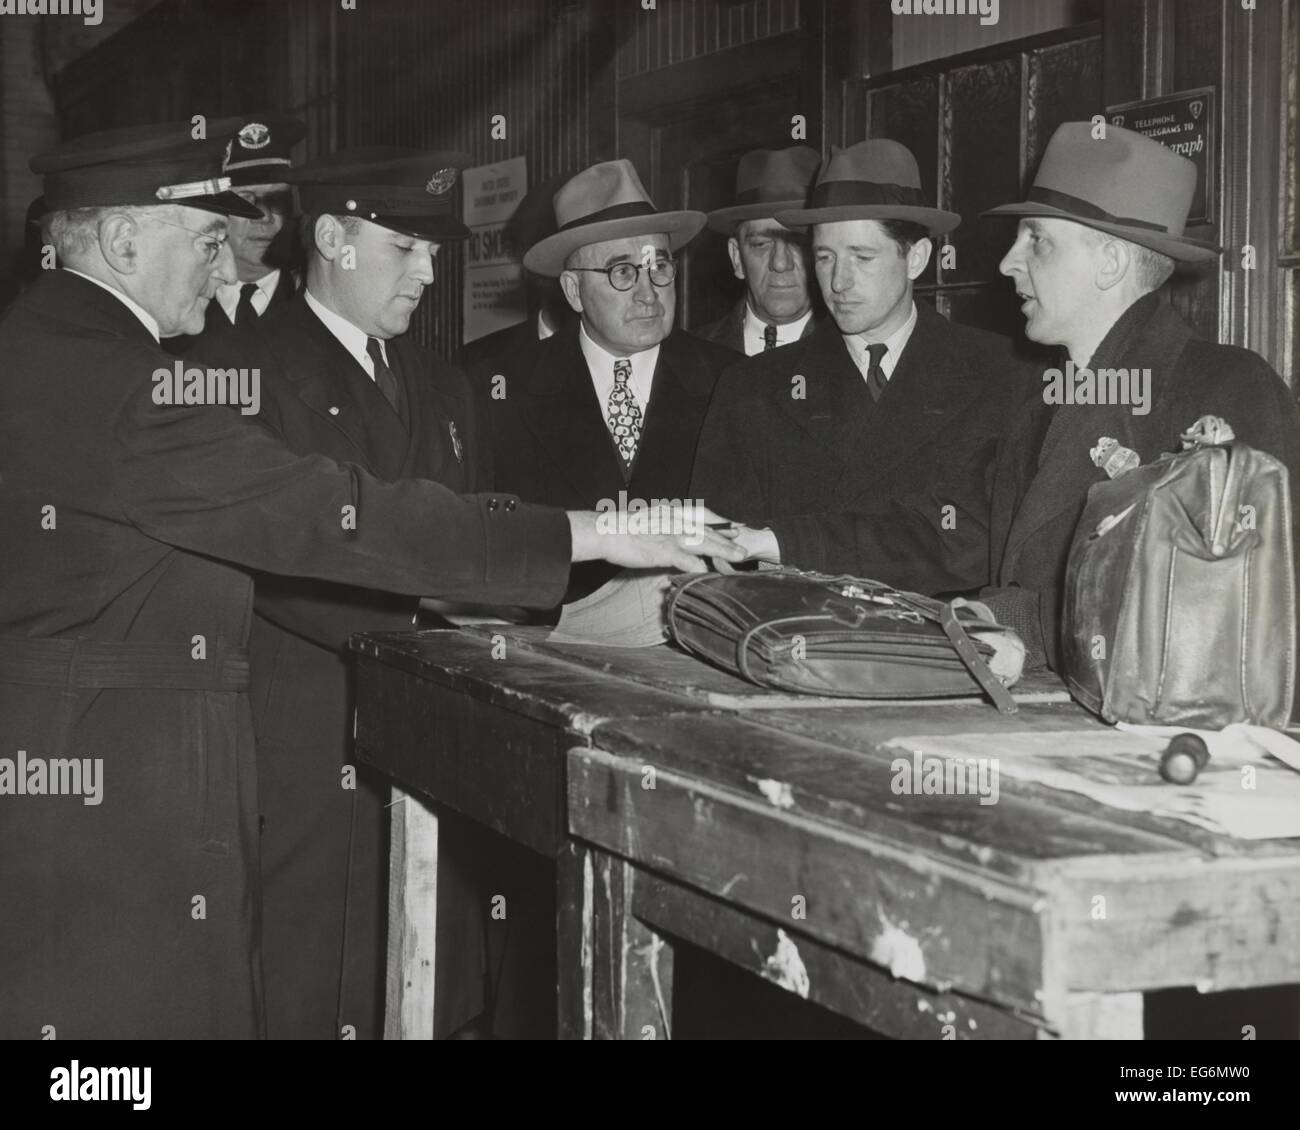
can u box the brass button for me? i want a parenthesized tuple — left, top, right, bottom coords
(486, 498, 499, 511)
(504, 498, 517, 512)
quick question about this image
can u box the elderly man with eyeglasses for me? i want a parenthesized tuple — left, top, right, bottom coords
(472, 158, 737, 610)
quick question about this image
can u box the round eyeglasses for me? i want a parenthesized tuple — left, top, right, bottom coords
(569, 257, 676, 291)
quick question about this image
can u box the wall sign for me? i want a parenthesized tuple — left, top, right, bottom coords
(462, 156, 528, 345)
(1106, 87, 1216, 226)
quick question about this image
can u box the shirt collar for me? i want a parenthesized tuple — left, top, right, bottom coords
(305, 286, 386, 368)
(743, 302, 812, 354)
(578, 320, 660, 383)
(216, 268, 281, 320)
(842, 300, 919, 380)
(63, 268, 161, 343)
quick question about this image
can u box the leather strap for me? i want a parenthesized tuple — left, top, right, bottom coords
(938, 604, 1018, 714)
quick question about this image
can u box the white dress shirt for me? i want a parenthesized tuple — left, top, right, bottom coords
(63, 268, 161, 343)
(304, 288, 389, 380)
(537, 309, 556, 341)
(842, 301, 919, 384)
(215, 268, 282, 323)
(578, 321, 658, 432)
(742, 303, 812, 356)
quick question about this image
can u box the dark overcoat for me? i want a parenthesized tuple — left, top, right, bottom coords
(691, 296, 820, 356)
(0, 270, 569, 1038)
(690, 301, 1030, 596)
(984, 291, 1300, 673)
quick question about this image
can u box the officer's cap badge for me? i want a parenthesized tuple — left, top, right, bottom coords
(239, 122, 271, 150)
(426, 168, 457, 196)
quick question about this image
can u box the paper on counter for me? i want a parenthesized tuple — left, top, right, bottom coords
(548, 569, 675, 647)
(883, 728, 1300, 839)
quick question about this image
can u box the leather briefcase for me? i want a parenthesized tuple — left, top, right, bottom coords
(666, 568, 1024, 712)
(1062, 416, 1295, 728)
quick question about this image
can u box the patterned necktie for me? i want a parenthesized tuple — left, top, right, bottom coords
(763, 323, 779, 351)
(864, 341, 888, 402)
(607, 358, 643, 468)
(366, 336, 402, 415)
(234, 282, 259, 325)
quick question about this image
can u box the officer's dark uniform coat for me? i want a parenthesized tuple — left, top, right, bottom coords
(164, 268, 301, 356)
(0, 270, 570, 1038)
(205, 295, 490, 1039)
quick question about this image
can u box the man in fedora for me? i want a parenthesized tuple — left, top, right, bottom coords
(0, 122, 741, 1039)
(692, 139, 1026, 597)
(692, 146, 822, 355)
(979, 121, 1299, 672)
(165, 114, 305, 354)
(473, 157, 737, 604)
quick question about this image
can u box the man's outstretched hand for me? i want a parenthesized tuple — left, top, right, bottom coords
(567, 505, 743, 573)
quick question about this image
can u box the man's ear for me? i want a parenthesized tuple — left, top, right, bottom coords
(98, 213, 143, 274)
(1094, 237, 1128, 292)
(726, 236, 745, 282)
(314, 214, 344, 261)
(905, 236, 933, 282)
(559, 270, 583, 314)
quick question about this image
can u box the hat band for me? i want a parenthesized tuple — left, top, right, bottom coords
(301, 184, 455, 213)
(557, 200, 658, 233)
(1025, 186, 1171, 234)
(733, 184, 812, 207)
(808, 180, 928, 210)
(224, 156, 292, 172)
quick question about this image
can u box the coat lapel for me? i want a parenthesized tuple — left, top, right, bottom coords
(628, 333, 718, 497)
(517, 328, 626, 501)
(831, 303, 985, 499)
(997, 294, 1191, 577)
(772, 320, 873, 475)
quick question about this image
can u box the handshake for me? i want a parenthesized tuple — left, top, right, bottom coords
(566, 502, 779, 574)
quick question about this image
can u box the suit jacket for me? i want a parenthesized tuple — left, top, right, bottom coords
(453, 315, 546, 374)
(203, 295, 491, 1039)
(0, 270, 570, 1039)
(692, 296, 820, 356)
(691, 302, 1030, 596)
(472, 323, 737, 601)
(985, 290, 1300, 674)
(163, 268, 301, 356)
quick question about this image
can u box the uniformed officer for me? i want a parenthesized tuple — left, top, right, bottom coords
(165, 113, 305, 354)
(0, 120, 740, 1039)
(205, 147, 500, 1040)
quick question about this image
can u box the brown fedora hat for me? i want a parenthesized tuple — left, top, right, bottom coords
(523, 159, 706, 277)
(983, 122, 1220, 263)
(775, 139, 959, 235)
(705, 146, 822, 233)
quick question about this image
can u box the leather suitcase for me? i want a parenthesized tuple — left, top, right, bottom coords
(1062, 416, 1295, 727)
(666, 568, 1024, 712)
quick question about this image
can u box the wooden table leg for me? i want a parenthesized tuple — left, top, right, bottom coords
(590, 849, 674, 1040)
(556, 839, 593, 1039)
(384, 787, 440, 1039)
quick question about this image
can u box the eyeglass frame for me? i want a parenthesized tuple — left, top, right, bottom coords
(148, 215, 230, 266)
(566, 256, 677, 291)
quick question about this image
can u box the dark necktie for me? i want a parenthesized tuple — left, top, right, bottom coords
(234, 282, 259, 325)
(865, 341, 888, 402)
(366, 337, 402, 415)
(763, 323, 779, 352)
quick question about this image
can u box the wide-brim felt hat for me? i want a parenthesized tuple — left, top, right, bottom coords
(523, 159, 706, 277)
(706, 145, 822, 233)
(983, 122, 1220, 263)
(775, 139, 959, 236)
(30, 119, 263, 220)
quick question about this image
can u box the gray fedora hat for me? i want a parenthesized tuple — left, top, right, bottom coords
(705, 146, 821, 233)
(523, 159, 706, 277)
(776, 139, 959, 235)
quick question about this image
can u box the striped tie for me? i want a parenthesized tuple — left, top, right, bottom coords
(607, 358, 643, 468)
